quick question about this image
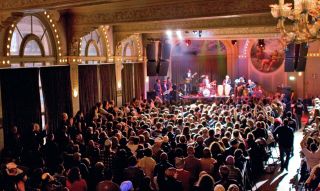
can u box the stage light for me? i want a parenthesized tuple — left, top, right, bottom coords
(176, 30, 183, 40)
(117, 81, 122, 89)
(166, 30, 173, 37)
(73, 88, 78, 97)
(185, 39, 191, 47)
(258, 39, 265, 48)
(198, 30, 202, 38)
(231, 40, 237, 45)
(289, 76, 296, 81)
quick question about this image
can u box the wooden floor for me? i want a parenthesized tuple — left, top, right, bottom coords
(254, 131, 303, 191)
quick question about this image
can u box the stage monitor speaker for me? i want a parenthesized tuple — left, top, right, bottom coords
(296, 57, 307, 71)
(161, 43, 171, 60)
(158, 60, 169, 76)
(147, 61, 158, 76)
(285, 57, 295, 72)
(147, 91, 156, 100)
(146, 43, 156, 60)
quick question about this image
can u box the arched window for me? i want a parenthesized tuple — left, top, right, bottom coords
(9, 15, 54, 67)
(80, 29, 104, 64)
(7, 15, 56, 129)
(124, 44, 133, 56)
(24, 40, 42, 56)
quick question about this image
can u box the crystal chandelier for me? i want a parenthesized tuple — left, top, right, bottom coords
(270, 0, 320, 44)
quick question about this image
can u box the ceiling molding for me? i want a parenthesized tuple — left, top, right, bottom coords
(0, 0, 118, 11)
(72, 0, 283, 25)
(141, 26, 280, 40)
(111, 13, 277, 33)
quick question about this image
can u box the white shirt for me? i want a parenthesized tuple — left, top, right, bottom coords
(302, 147, 320, 170)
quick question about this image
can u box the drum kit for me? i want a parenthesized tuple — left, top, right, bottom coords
(199, 82, 231, 97)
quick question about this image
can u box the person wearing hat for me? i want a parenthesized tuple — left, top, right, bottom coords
(3, 162, 27, 191)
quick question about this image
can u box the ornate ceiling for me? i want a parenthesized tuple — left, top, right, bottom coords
(0, 0, 293, 41)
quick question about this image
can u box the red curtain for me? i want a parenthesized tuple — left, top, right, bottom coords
(121, 63, 134, 104)
(0, 68, 41, 146)
(78, 65, 99, 116)
(40, 66, 73, 133)
(100, 64, 117, 103)
(171, 55, 227, 85)
(134, 62, 145, 100)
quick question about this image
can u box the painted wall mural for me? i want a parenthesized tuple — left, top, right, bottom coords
(250, 39, 285, 73)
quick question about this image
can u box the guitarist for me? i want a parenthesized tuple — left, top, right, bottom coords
(185, 69, 197, 95)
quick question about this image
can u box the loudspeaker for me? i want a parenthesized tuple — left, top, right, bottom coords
(285, 43, 296, 57)
(146, 43, 156, 60)
(147, 41, 162, 61)
(295, 43, 308, 71)
(147, 61, 158, 76)
(285, 57, 295, 72)
(157, 60, 169, 76)
(296, 57, 307, 71)
(284, 43, 308, 72)
(298, 43, 308, 57)
(147, 91, 156, 100)
(161, 43, 171, 60)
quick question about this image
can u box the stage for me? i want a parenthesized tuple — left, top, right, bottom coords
(180, 94, 230, 104)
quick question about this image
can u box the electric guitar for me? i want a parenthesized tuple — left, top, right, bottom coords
(185, 72, 198, 83)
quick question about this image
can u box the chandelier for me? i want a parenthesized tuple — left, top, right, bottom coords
(270, 0, 320, 44)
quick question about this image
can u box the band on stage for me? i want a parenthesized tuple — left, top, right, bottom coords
(153, 69, 261, 101)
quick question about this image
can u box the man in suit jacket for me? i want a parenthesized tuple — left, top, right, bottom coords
(154, 79, 162, 97)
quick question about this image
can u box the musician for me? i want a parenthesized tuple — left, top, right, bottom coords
(154, 79, 162, 97)
(185, 69, 192, 94)
(167, 77, 172, 90)
(236, 77, 246, 97)
(247, 79, 256, 96)
(203, 75, 210, 88)
(162, 80, 168, 93)
(223, 75, 232, 86)
(162, 80, 169, 101)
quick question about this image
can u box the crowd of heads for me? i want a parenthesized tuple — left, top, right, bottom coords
(0, 93, 313, 191)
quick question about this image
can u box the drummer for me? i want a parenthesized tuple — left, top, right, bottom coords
(203, 75, 211, 88)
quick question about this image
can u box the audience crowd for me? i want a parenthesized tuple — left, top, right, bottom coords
(0, 94, 317, 191)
